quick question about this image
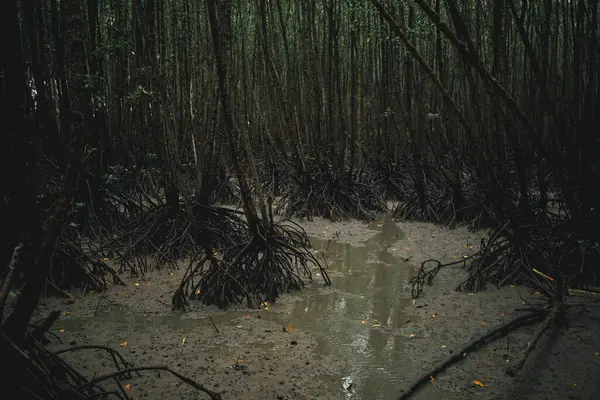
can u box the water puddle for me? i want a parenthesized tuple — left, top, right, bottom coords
(58, 214, 415, 399)
(264, 214, 414, 399)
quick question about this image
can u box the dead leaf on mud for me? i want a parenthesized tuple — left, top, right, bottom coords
(429, 376, 435, 383)
(594, 352, 599, 357)
(120, 341, 128, 347)
(59, 329, 65, 333)
(431, 314, 437, 319)
(124, 384, 132, 391)
(473, 380, 485, 387)
(481, 322, 487, 327)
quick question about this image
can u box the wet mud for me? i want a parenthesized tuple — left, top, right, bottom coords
(27, 214, 600, 399)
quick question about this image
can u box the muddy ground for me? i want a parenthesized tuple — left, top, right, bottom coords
(27, 212, 600, 399)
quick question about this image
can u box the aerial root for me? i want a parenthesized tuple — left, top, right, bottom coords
(277, 167, 386, 221)
(174, 218, 330, 309)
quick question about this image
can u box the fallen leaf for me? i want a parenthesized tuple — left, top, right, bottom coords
(500, 312, 505, 317)
(409, 334, 416, 338)
(63, 311, 71, 316)
(120, 341, 128, 347)
(535, 291, 541, 295)
(264, 307, 270, 311)
(373, 323, 381, 327)
(594, 352, 599, 357)
(287, 326, 293, 332)
(59, 329, 65, 333)
(169, 272, 174, 276)
(361, 320, 366, 324)
(522, 301, 527, 305)
(103, 257, 110, 261)
(482, 322, 487, 327)
(135, 282, 140, 287)
(510, 285, 516, 288)
(431, 314, 437, 319)
(441, 345, 447, 348)
(124, 384, 132, 391)
(473, 380, 485, 387)
(196, 289, 201, 295)
(181, 337, 186, 345)
(429, 376, 435, 383)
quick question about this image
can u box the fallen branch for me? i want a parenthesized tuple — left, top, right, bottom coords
(396, 310, 546, 400)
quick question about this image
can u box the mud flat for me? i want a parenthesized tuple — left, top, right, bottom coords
(28, 214, 600, 399)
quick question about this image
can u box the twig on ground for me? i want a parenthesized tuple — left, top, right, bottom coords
(207, 313, 219, 333)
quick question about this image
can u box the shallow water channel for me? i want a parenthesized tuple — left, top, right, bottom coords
(60, 214, 417, 399)
(263, 214, 413, 399)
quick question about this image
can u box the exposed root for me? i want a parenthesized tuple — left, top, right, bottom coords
(1, 320, 219, 400)
(277, 166, 386, 221)
(410, 252, 482, 298)
(107, 200, 247, 269)
(173, 218, 330, 309)
(77, 366, 221, 399)
(506, 276, 565, 376)
(395, 311, 546, 400)
(51, 235, 123, 292)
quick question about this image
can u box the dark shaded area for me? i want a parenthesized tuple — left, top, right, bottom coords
(2, 0, 599, 398)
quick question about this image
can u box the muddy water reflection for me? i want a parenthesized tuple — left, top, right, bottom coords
(265, 214, 412, 399)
